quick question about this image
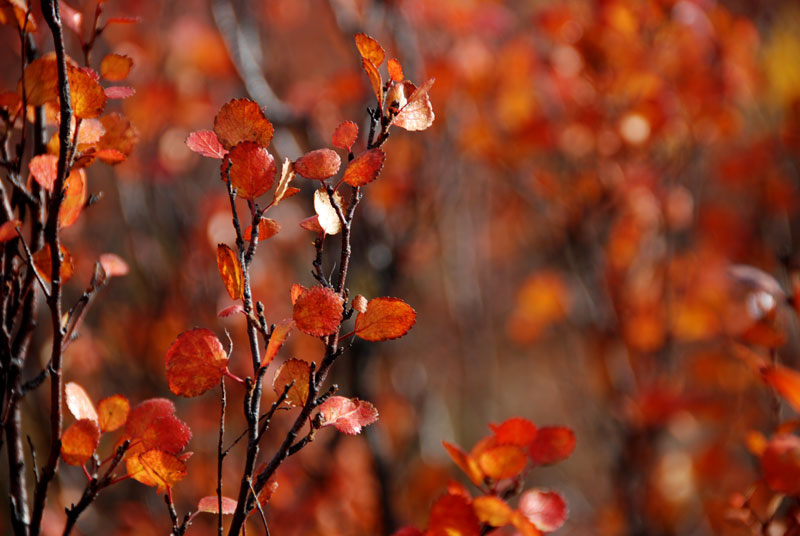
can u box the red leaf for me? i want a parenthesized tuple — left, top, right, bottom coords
(442, 441, 484, 486)
(294, 148, 341, 180)
(762, 434, 800, 495)
(125, 398, 175, 439)
(61, 419, 100, 466)
(290, 284, 307, 305)
(213, 98, 274, 150)
(186, 130, 227, 159)
(261, 318, 294, 369)
(473, 496, 513, 527)
(218, 304, 244, 318)
(222, 141, 276, 200)
(318, 396, 379, 435)
(518, 489, 568, 532)
(354, 297, 416, 342)
(361, 58, 383, 107)
(528, 426, 575, 465)
(104, 86, 135, 99)
(332, 121, 358, 151)
(0, 220, 22, 243)
(293, 286, 344, 337)
(272, 358, 311, 407)
(342, 148, 385, 187)
(428, 493, 481, 536)
(762, 365, 800, 414)
(165, 328, 229, 397)
(354, 33, 385, 67)
(216, 244, 243, 300)
(100, 53, 133, 81)
(127, 449, 187, 494)
(477, 444, 527, 480)
(299, 215, 324, 234)
(244, 218, 280, 243)
(490, 417, 538, 446)
(65, 381, 98, 423)
(29, 154, 58, 191)
(197, 496, 238, 515)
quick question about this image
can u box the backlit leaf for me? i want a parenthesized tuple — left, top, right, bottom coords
(33, 243, 74, 284)
(223, 141, 276, 200)
(60, 418, 100, 466)
(186, 130, 227, 159)
(477, 444, 527, 480)
(272, 358, 311, 407)
(354, 297, 416, 342)
(58, 167, 87, 228)
(139, 414, 192, 455)
(99, 253, 129, 277)
(0, 220, 21, 243)
(332, 121, 358, 151)
(518, 489, 568, 532)
(290, 283, 306, 305)
(97, 113, 138, 162)
(244, 218, 280, 243)
(125, 398, 175, 439)
(96, 394, 129, 432)
(392, 78, 435, 131)
(294, 148, 341, 180)
(197, 496, 237, 515)
(23, 55, 58, 106)
(100, 53, 133, 81)
(342, 148, 385, 187)
(314, 188, 343, 235)
(103, 86, 135, 99)
(442, 441, 484, 486)
(293, 286, 343, 337)
(361, 58, 383, 107)
(68, 65, 106, 119)
(29, 154, 58, 191)
(261, 318, 294, 369)
(490, 417, 537, 446)
(762, 365, 800, 414)
(510, 510, 543, 536)
(427, 493, 481, 536)
(216, 244, 243, 300)
(387, 58, 404, 82)
(762, 434, 800, 495)
(127, 449, 187, 494)
(214, 98, 274, 150)
(76, 118, 105, 147)
(528, 426, 575, 465)
(218, 304, 244, 318)
(165, 328, 229, 397)
(318, 396, 379, 435)
(273, 158, 296, 206)
(472, 496, 513, 527)
(354, 33, 385, 67)
(299, 215, 324, 233)
(65, 382, 98, 423)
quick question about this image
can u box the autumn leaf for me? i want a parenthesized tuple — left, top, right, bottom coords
(392, 78, 435, 131)
(68, 65, 107, 119)
(342, 148, 385, 187)
(165, 328, 229, 397)
(332, 121, 358, 151)
(272, 158, 296, 206)
(762, 434, 800, 495)
(361, 58, 383, 107)
(294, 148, 341, 180)
(261, 318, 294, 369)
(28, 154, 58, 191)
(477, 444, 528, 480)
(293, 286, 344, 337)
(490, 417, 538, 446)
(216, 244, 243, 300)
(97, 113, 138, 162)
(60, 418, 100, 466)
(427, 493, 481, 536)
(125, 398, 176, 440)
(354, 33, 385, 67)
(96, 394, 129, 432)
(299, 215, 324, 234)
(762, 365, 800, 414)
(313, 188, 343, 235)
(472, 496, 513, 527)
(290, 283, 306, 305)
(186, 130, 227, 159)
(0, 220, 21, 243)
(354, 297, 416, 341)
(59, 168, 87, 228)
(244, 218, 281, 243)
(318, 396, 379, 435)
(213, 98, 274, 150)
(127, 449, 187, 494)
(23, 55, 58, 106)
(387, 58, 404, 82)
(442, 441, 484, 486)
(197, 496, 238, 515)
(222, 141, 276, 200)
(65, 382, 98, 423)
(33, 243, 74, 284)
(218, 304, 244, 318)
(352, 295, 368, 313)
(99, 253, 129, 277)
(123, 399, 191, 457)
(518, 489, 568, 533)
(272, 358, 311, 407)
(100, 53, 133, 81)
(528, 426, 575, 465)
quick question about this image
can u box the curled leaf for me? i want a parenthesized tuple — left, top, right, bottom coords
(99, 253, 129, 277)
(391, 79, 435, 131)
(518, 489, 568, 532)
(261, 318, 294, 369)
(319, 396, 379, 435)
(65, 382, 98, 423)
(197, 496, 238, 515)
(244, 218, 280, 243)
(314, 188, 343, 235)
(272, 158, 296, 205)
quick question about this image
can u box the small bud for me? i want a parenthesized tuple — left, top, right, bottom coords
(353, 295, 368, 313)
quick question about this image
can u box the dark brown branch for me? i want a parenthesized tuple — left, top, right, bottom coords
(217, 378, 226, 536)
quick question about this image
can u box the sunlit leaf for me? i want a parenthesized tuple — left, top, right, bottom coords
(216, 244, 243, 300)
(387, 58, 404, 82)
(23, 55, 58, 106)
(272, 158, 296, 206)
(33, 243, 74, 284)
(354, 297, 416, 342)
(29, 154, 58, 191)
(299, 215, 324, 233)
(528, 426, 575, 465)
(442, 441, 484, 486)
(313, 188, 343, 235)
(0, 220, 21, 243)
(427, 493, 481, 536)
(354, 33, 385, 67)
(477, 444, 527, 480)
(472, 496, 513, 527)
(261, 318, 294, 369)
(60, 418, 100, 466)
(186, 130, 227, 159)
(272, 358, 311, 407)
(68, 65, 106, 119)
(65, 382, 98, 423)
(490, 417, 537, 446)
(361, 58, 383, 107)
(213, 98, 274, 150)
(96, 394, 129, 432)
(97, 113, 138, 162)
(342, 148, 385, 187)
(293, 286, 343, 337)
(290, 283, 306, 305)
(222, 141, 276, 200)
(244, 218, 280, 243)
(294, 149, 341, 181)
(165, 328, 229, 397)
(762, 365, 800, 414)
(332, 121, 358, 151)
(197, 496, 237, 515)
(100, 53, 133, 81)
(318, 396, 379, 435)
(518, 489, 568, 532)
(127, 449, 187, 494)
(58, 168, 87, 228)
(99, 253, 129, 277)
(392, 79, 435, 131)
(218, 304, 244, 318)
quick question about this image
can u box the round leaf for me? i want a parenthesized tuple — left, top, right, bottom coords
(294, 148, 341, 180)
(165, 328, 229, 397)
(97, 394, 129, 432)
(293, 286, 343, 337)
(342, 148, 385, 187)
(213, 98, 274, 150)
(332, 121, 358, 151)
(355, 297, 416, 342)
(518, 489, 568, 533)
(223, 141, 276, 200)
(61, 418, 100, 466)
(65, 381, 98, 423)
(528, 426, 575, 465)
(318, 396, 379, 435)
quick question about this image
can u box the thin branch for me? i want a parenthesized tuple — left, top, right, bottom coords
(217, 378, 226, 536)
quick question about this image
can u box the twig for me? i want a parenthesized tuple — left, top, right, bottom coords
(217, 378, 226, 536)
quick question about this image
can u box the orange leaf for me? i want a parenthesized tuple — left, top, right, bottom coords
(99, 253, 129, 277)
(60, 418, 100, 466)
(290, 283, 307, 305)
(392, 78, 435, 131)
(294, 148, 341, 180)
(318, 396, 379, 435)
(59, 167, 86, 228)
(76, 118, 105, 147)
(354, 297, 416, 342)
(257, 478, 279, 506)
(762, 365, 800, 414)
(213, 98, 274, 150)
(472, 496, 513, 527)
(354, 33, 385, 67)
(197, 496, 238, 515)
(29, 154, 58, 191)
(124, 398, 191, 456)
(165, 328, 229, 397)
(33, 243, 74, 284)
(478, 444, 527, 480)
(68, 65, 106, 119)
(97, 113, 138, 162)
(510, 511, 543, 536)
(0, 0, 37, 32)
(490, 417, 537, 446)
(216, 244, 243, 300)
(272, 158, 296, 206)
(272, 358, 311, 407)
(293, 286, 343, 337)
(528, 426, 575, 465)
(96, 394, 129, 432)
(332, 121, 358, 151)
(23, 55, 58, 106)
(387, 58, 404, 82)
(244, 218, 281, 243)
(361, 58, 383, 107)
(0, 220, 21, 243)
(342, 148, 385, 187)
(127, 449, 187, 494)
(442, 441, 484, 486)
(186, 130, 227, 159)
(65, 382, 98, 423)
(100, 53, 133, 81)
(261, 318, 294, 369)
(427, 493, 481, 536)
(314, 188, 343, 235)
(223, 142, 276, 200)
(299, 215, 324, 234)
(518, 489, 568, 532)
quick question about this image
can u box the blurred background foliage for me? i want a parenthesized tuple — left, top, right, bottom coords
(3, 0, 800, 534)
